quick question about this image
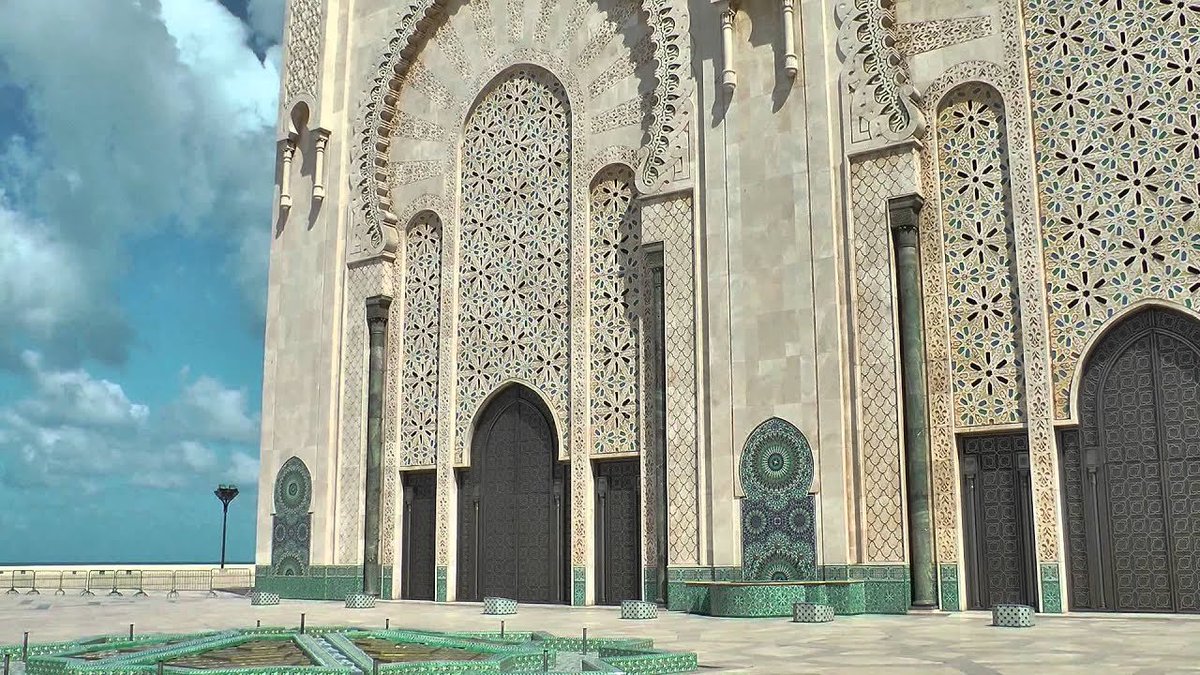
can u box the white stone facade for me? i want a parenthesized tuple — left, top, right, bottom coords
(256, 0, 1200, 612)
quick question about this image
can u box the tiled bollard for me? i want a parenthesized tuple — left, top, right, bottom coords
(483, 597, 518, 615)
(792, 603, 835, 623)
(620, 600, 658, 620)
(992, 604, 1035, 628)
(345, 593, 376, 609)
(250, 591, 280, 606)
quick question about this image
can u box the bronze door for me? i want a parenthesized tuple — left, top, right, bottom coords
(1065, 309, 1200, 612)
(457, 385, 568, 603)
(595, 459, 641, 605)
(401, 471, 436, 600)
(961, 434, 1038, 609)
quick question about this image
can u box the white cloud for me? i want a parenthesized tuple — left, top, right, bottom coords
(247, 0, 287, 49)
(0, 195, 86, 338)
(0, 0, 279, 365)
(17, 351, 150, 428)
(171, 375, 260, 443)
(0, 355, 259, 492)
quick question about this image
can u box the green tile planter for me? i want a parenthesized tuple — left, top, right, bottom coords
(684, 581, 866, 618)
(4, 627, 697, 675)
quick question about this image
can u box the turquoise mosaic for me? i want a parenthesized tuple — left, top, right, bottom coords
(435, 566, 447, 602)
(939, 564, 961, 612)
(702, 581, 866, 617)
(739, 418, 817, 581)
(572, 566, 586, 606)
(665, 565, 908, 616)
(1039, 563, 1063, 614)
(4, 628, 698, 675)
(254, 566, 391, 601)
(643, 566, 658, 603)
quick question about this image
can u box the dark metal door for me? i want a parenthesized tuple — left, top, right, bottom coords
(1067, 310, 1200, 613)
(401, 471, 436, 600)
(457, 386, 568, 603)
(961, 434, 1038, 609)
(595, 459, 641, 605)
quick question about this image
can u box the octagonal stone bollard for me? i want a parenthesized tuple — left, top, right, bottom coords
(345, 593, 376, 609)
(991, 604, 1035, 628)
(483, 597, 518, 615)
(792, 602, 835, 623)
(620, 600, 658, 620)
(250, 591, 280, 606)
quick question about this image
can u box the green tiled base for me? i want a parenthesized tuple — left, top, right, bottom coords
(1040, 563, 1063, 614)
(435, 566, 448, 602)
(643, 566, 658, 603)
(939, 564, 961, 612)
(254, 566, 392, 601)
(572, 566, 586, 607)
(666, 565, 910, 616)
(702, 581, 865, 617)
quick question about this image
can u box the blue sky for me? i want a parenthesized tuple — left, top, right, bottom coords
(0, 0, 287, 563)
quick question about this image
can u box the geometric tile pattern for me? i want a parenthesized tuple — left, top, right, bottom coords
(401, 214, 442, 467)
(939, 563, 961, 611)
(456, 68, 573, 463)
(937, 84, 1026, 427)
(482, 597, 518, 615)
(991, 603, 1035, 627)
(283, 0, 322, 103)
(344, 593, 376, 609)
(739, 418, 816, 581)
(849, 148, 916, 563)
(271, 457, 312, 576)
(620, 600, 658, 619)
(642, 196, 699, 565)
(589, 167, 641, 455)
(792, 603, 835, 623)
(1022, 0, 1200, 419)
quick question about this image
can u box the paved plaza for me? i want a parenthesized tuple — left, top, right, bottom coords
(3, 594, 1199, 673)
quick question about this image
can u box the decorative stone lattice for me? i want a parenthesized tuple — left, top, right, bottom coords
(1022, 0, 1200, 419)
(590, 167, 642, 455)
(992, 603, 1034, 627)
(740, 418, 817, 581)
(250, 591, 280, 606)
(482, 597, 518, 615)
(849, 148, 916, 563)
(345, 593, 376, 609)
(456, 67, 572, 460)
(401, 213, 442, 467)
(792, 602, 835, 623)
(620, 599, 658, 619)
(937, 84, 1026, 428)
(283, 0, 322, 103)
(896, 17, 993, 56)
(642, 196, 699, 565)
(271, 457, 312, 576)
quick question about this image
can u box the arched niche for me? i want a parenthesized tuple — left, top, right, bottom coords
(739, 418, 816, 581)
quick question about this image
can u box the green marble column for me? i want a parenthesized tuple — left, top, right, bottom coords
(888, 194, 936, 609)
(363, 295, 392, 597)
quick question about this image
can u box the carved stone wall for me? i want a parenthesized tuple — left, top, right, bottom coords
(590, 167, 642, 456)
(642, 195, 698, 566)
(848, 147, 918, 564)
(1021, 0, 1200, 420)
(401, 214, 443, 468)
(283, 0, 323, 104)
(455, 67, 573, 458)
(937, 85, 1025, 428)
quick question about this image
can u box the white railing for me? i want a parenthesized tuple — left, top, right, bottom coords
(0, 564, 254, 597)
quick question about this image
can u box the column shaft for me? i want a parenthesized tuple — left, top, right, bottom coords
(889, 195, 936, 608)
(363, 295, 392, 597)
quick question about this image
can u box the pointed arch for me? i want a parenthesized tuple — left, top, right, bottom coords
(739, 418, 816, 581)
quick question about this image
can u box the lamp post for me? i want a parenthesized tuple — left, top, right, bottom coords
(214, 485, 240, 569)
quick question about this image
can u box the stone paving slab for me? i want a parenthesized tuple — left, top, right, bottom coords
(2, 594, 1200, 673)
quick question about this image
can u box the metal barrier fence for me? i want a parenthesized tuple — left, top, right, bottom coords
(0, 568, 253, 598)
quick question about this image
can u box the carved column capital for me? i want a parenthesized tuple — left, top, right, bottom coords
(888, 193, 926, 247)
(365, 295, 392, 331)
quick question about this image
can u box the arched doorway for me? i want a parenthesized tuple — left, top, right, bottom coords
(457, 385, 568, 603)
(1063, 308, 1200, 612)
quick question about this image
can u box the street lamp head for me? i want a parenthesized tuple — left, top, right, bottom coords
(215, 484, 240, 507)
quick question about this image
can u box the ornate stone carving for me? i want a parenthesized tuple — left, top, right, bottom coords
(835, 0, 925, 150)
(896, 17, 993, 56)
(590, 166, 642, 455)
(401, 213, 442, 467)
(283, 0, 322, 104)
(455, 68, 573, 458)
(848, 147, 917, 563)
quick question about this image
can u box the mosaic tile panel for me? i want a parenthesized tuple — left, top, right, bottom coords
(1039, 562, 1063, 614)
(739, 418, 816, 581)
(271, 457, 312, 576)
(939, 563, 961, 611)
(1022, 0, 1200, 419)
(456, 67, 572, 459)
(572, 566, 586, 607)
(255, 567, 392, 602)
(400, 214, 442, 468)
(589, 167, 642, 455)
(937, 84, 1026, 427)
(435, 565, 447, 603)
